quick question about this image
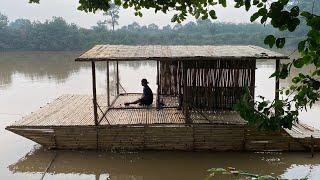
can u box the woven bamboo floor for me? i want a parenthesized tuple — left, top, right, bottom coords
(10, 94, 109, 126)
(10, 94, 247, 127)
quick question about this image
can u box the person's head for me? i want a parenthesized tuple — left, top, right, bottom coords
(141, 78, 149, 86)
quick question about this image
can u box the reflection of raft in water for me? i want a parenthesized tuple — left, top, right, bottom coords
(9, 146, 320, 180)
(5, 45, 320, 151)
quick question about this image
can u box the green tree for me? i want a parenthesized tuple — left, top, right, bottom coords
(103, 3, 120, 31)
(0, 13, 8, 28)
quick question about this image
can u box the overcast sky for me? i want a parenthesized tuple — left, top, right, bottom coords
(1, 0, 257, 28)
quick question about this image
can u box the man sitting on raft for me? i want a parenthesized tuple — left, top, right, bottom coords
(124, 78, 153, 106)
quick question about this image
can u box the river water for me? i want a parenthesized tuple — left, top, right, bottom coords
(0, 51, 319, 180)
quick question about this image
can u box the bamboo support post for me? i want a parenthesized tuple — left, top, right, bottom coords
(251, 60, 256, 99)
(275, 59, 280, 101)
(183, 62, 190, 123)
(156, 60, 160, 109)
(116, 61, 119, 95)
(91, 61, 98, 125)
(107, 61, 110, 106)
(311, 135, 314, 158)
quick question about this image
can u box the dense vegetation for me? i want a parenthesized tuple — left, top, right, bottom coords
(0, 13, 306, 51)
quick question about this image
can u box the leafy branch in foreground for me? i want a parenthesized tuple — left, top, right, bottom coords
(27, 0, 320, 131)
(205, 167, 309, 180)
(234, 87, 299, 131)
(235, 0, 320, 131)
(206, 167, 278, 180)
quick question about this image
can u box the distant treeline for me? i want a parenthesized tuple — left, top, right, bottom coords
(0, 14, 308, 51)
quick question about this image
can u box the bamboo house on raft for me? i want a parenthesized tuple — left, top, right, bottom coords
(6, 45, 320, 151)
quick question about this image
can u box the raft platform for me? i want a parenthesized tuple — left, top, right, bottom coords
(6, 94, 320, 151)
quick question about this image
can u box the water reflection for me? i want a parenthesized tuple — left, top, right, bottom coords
(9, 146, 320, 180)
(0, 51, 155, 89)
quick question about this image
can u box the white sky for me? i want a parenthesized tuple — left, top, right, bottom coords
(0, 0, 257, 28)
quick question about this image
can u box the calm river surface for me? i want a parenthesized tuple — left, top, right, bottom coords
(0, 51, 319, 180)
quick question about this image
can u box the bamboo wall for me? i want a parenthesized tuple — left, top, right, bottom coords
(8, 124, 318, 151)
(159, 59, 256, 110)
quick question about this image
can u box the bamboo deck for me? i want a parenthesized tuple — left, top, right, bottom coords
(6, 94, 320, 151)
(9, 94, 245, 126)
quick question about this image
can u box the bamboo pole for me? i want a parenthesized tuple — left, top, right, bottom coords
(91, 61, 98, 126)
(156, 60, 160, 109)
(251, 60, 256, 99)
(275, 59, 280, 101)
(183, 62, 190, 123)
(116, 61, 119, 95)
(311, 135, 314, 158)
(107, 61, 110, 106)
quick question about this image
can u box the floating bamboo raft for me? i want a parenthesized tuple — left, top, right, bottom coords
(6, 94, 320, 151)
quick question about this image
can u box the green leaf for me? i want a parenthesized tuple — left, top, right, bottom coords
(250, 12, 260, 22)
(309, 16, 320, 30)
(219, 0, 227, 7)
(276, 38, 285, 48)
(313, 56, 320, 67)
(302, 55, 312, 64)
(292, 77, 301, 83)
(209, 10, 217, 19)
(171, 14, 178, 22)
(114, 0, 121, 6)
(308, 29, 320, 39)
(293, 58, 304, 68)
(253, 0, 259, 5)
(257, 2, 264, 8)
(29, 0, 40, 3)
(285, 89, 290, 95)
(123, 2, 128, 9)
(312, 69, 320, 76)
(311, 80, 320, 90)
(301, 11, 312, 19)
(245, 0, 251, 11)
(298, 40, 306, 52)
(270, 71, 279, 78)
(264, 35, 276, 48)
(290, 6, 299, 17)
(260, 16, 268, 24)
(258, 8, 267, 16)
(258, 101, 268, 111)
(288, 18, 300, 32)
(279, 64, 289, 79)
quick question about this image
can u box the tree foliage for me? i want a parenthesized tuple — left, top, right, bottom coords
(0, 12, 8, 28)
(234, 0, 320, 131)
(103, 3, 120, 31)
(1, 14, 293, 51)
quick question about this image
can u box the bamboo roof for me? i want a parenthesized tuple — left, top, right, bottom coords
(76, 45, 289, 61)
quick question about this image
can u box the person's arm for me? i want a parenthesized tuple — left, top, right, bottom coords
(125, 87, 146, 106)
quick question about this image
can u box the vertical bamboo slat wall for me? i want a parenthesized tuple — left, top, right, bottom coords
(159, 59, 256, 110)
(9, 125, 319, 151)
